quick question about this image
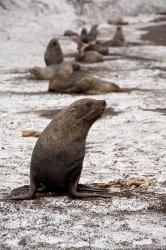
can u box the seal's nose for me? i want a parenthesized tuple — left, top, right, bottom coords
(99, 100, 106, 112)
(100, 100, 106, 107)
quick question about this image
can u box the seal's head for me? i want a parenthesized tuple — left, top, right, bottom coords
(47, 38, 60, 49)
(117, 25, 122, 31)
(62, 98, 106, 127)
(29, 66, 43, 79)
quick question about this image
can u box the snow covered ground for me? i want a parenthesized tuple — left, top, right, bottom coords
(0, 1, 166, 249)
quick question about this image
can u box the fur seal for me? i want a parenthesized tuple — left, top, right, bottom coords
(64, 30, 79, 37)
(29, 62, 80, 80)
(9, 98, 116, 200)
(75, 33, 108, 56)
(104, 26, 125, 47)
(80, 28, 89, 43)
(49, 72, 121, 94)
(108, 18, 128, 25)
(88, 24, 98, 42)
(75, 50, 104, 63)
(75, 50, 114, 63)
(81, 42, 109, 55)
(80, 25, 98, 44)
(44, 38, 64, 66)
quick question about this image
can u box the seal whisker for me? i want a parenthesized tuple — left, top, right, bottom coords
(65, 110, 96, 129)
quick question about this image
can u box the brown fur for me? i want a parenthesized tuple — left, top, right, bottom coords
(44, 38, 63, 66)
(75, 51, 104, 63)
(49, 72, 121, 94)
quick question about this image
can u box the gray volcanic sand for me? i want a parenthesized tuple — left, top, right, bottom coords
(0, 2, 166, 249)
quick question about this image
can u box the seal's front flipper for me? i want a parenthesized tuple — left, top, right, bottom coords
(11, 185, 29, 195)
(9, 182, 37, 200)
(11, 183, 47, 196)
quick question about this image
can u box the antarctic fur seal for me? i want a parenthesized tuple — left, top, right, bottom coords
(75, 50, 104, 63)
(88, 24, 98, 43)
(29, 62, 80, 80)
(104, 26, 125, 47)
(64, 30, 79, 37)
(81, 42, 109, 55)
(9, 98, 115, 200)
(107, 18, 128, 25)
(75, 50, 115, 63)
(80, 25, 98, 44)
(80, 28, 89, 43)
(49, 72, 121, 94)
(44, 38, 64, 66)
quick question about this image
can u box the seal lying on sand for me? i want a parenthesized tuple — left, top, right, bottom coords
(79, 41, 109, 55)
(103, 26, 125, 47)
(44, 38, 64, 65)
(10, 98, 123, 200)
(48, 72, 121, 94)
(75, 50, 104, 63)
(64, 30, 79, 37)
(75, 49, 115, 63)
(107, 18, 128, 25)
(29, 62, 80, 80)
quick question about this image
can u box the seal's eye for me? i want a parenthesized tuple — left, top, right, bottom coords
(70, 108, 75, 112)
(85, 102, 92, 108)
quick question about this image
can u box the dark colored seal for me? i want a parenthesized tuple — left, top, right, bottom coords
(80, 25, 98, 44)
(104, 26, 125, 47)
(80, 28, 89, 43)
(88, 24, 98, 42)
(9, 98, 115, 200)
(44, 38, 64, 66)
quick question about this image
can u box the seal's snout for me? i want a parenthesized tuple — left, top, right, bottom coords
(99, 100, 106, 112)
(100, 100, 106, 107)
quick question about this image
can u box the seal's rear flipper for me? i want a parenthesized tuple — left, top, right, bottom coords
(77, 184, 110, 193)
(68, 176, 136, 199)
